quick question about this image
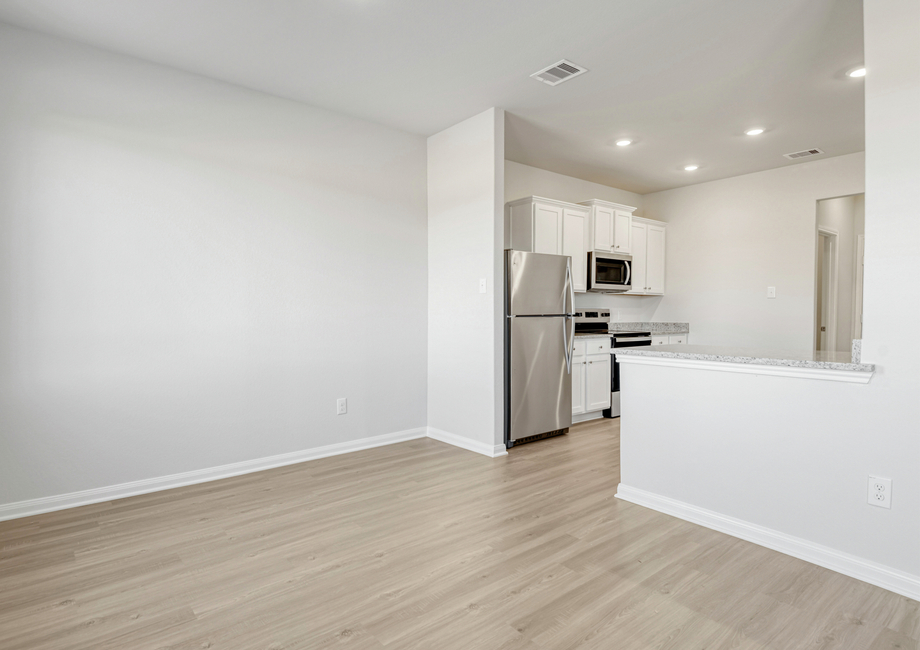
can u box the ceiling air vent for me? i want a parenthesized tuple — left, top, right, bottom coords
(531, 59, 588, 86)
(783, 148, 825, 160)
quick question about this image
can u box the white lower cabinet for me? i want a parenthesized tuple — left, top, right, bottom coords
(572, 338, 611, 416)
(571, 357, 586, 415)
(652, 334, 689, 345)
(585, 353, 611, 412)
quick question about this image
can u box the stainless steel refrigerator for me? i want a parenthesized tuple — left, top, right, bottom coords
(504, 250, 575, 447)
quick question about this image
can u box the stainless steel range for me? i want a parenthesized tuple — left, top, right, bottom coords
(573, 310, 651, 418)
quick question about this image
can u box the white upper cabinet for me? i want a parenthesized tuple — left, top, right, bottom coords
(592, 204, 614, 251)
(646, 223, 666, 294)
(578, 200, 636, 254)
(562, 207, 588, 293)
(613, 210, 633, 253)
(627, 217, 666, 295)
(629, 221, 647, 294)
(507, 197, 589, 292)
(508, 199, 563, 254)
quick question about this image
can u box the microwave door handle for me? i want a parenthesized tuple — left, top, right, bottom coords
(625, 260, 631, 287)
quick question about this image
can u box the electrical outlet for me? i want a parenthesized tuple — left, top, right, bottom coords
(767, 287, 776, 299)
(336, 398, 347, 415)
(867, 475, 891, 509)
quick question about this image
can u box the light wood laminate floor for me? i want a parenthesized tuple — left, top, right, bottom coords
(1, 419, 917, 650)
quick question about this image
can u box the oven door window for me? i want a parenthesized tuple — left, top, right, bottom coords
(596, 258, 629, 285)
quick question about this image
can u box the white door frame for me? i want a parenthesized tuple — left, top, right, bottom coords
(816, 226, 839, 351)
(852, 234, 865, 340)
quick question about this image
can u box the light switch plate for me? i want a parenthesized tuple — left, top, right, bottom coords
(479, 278, 487, 294)
(767, 287, 776, 299)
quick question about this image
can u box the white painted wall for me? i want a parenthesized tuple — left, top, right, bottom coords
(428, 108, 505, 456)
(643, 153, 864, 349)
(504, 160, 656, 321)
(0, 25, 429, 507)
(816, 195, 864, 352)
(504, 160, 643, 214)
(618, 0, 920, 596)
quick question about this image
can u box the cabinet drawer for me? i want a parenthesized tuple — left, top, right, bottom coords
(668, 335, 687, 345)
(573, 339, 586, 358)
(583, 338, 610, 355)
(651, 335, 669, 346)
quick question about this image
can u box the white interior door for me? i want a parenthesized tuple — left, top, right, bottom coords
(815, 231, 838, 351)
(853, 234, 865, 339)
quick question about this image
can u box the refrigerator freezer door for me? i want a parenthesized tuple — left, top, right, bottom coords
(509, 316, 573, 441)
(507, 250, 571, 316)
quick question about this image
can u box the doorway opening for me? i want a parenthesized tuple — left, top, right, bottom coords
(814, 194, 865, 353)
(815, 227, 838, 352)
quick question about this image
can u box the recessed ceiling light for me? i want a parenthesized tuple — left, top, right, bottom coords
(616, 139, 632, 147)
(848, 67, 866, 78)
(745, 128, 765, 136)
(684, 165, 699, 171)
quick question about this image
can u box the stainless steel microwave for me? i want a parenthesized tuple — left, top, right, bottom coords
(587, 251, 632, 293)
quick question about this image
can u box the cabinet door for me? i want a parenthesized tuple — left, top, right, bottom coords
(571, 359, 586, 415)
(585, 354, 611, 411)
(562, 208, 588, 293)
(646, 224, 666, 294)
(651, 335, 669, 346)
(629, 222, 647, 293)
(613, 210, 632, 253)
(533, 202, 563, 254)
(668, 335, 686, 345)
(592, 206, 614, 251)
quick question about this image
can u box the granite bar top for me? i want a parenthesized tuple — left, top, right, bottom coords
(615, 344, 875, 372)
(609, 322, 690, 335)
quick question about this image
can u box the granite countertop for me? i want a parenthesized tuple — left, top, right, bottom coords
(614, 344, 875, 373)
(609, 322, 689, 335)
(574, 333, 613, 340)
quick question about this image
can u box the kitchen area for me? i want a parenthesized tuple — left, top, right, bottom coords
(504, 193, 691, 447)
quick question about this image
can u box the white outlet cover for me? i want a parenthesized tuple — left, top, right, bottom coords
(336, 398, 347, 415)
(867, 475, 892, 509)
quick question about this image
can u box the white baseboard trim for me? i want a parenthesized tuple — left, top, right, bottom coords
(572, 411, 607, 424)
(0, 427, 428, 523)
(615, 484, 920, 600)
(426, 427, 508, 458)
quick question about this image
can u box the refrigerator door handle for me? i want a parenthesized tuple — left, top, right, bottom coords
(563, 262, 574, 374)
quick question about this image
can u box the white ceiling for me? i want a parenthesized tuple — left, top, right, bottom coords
(0, 0, 864, 194)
